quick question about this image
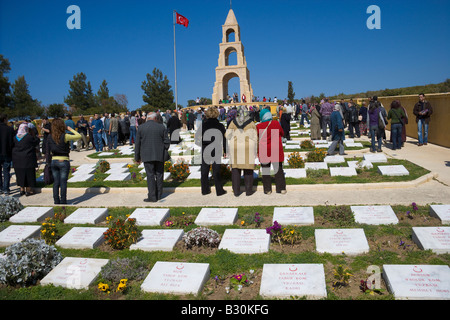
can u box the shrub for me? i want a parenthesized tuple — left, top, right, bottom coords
(300, 140, 314, 149)
(100, 257, 148, 283)
(41, 217, 60, 245)
(287, 152, 305, 168)
(96, 160, 110, 173)
(306, 149, 327, 162)
(211, 164, 232, 180)
(103, 215, 142, 250)
(323, 205, 355, 227)
(266, 221, 284, 246)
(182, 227, 221, 249)
(164, 212, 195, 229)
(169, 160, 190, 181)
(280, 227, 302, 246)
(240, 212, 263, 228)
(0, 196, 24, 222)
(164, 160, 173, 172)
(0, 239, 63, 286)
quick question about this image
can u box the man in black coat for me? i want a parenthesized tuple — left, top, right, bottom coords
(135, 113, 170, 202)
(0, 114, 14, 195)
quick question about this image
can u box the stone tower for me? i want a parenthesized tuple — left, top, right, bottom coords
(212, 9, 253, 105)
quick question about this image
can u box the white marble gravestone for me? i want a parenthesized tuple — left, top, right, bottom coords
(344, 142, 364, 148)
(429, 205, 450, 224)
(68, 174, 95, 183)
(40, 257, 109, 290)
(315, 229, 370, 255)
(9, 207, 54, 223)
(382, 264, 450, 300)
(305, 162, 328, 170)
(0, 225, 41, 247)
(324, 155, 345, 164)
(259, 264, 327, 299)
(127, 208, 170, 226)
(218, 229, 270, 254)
(140, 261, 210, 295)
(130, 229, 184, 252)
(104, 172, 131, 181)
(284, 169, 307, 179)
(378, 165, 409, 176)
(98, 152, 114, 157)
(350, 205, 399, 225)
(364, 153, 388, 163)
(105, 167, 129, 175)
(273, 207, 314, 226)
(347, 160, 373, 170)
(329, 167, 357, 177)
(64, 208, 108, 225)
(412, 227, 450, 254)
(285, 145, 300, 150)
(108, 162, 128, 169)
(194, 208, 238, 226)
(55, 227, 108, 249)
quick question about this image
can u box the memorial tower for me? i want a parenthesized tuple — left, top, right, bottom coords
(212, 9, 253, 105)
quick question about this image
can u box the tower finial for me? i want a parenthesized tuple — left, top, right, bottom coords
(230, 0, 232, 10)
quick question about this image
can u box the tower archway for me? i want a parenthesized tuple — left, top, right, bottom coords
(212, 9, 253, 105)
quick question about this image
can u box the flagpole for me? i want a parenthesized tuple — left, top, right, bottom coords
(173, 10, 178, 112)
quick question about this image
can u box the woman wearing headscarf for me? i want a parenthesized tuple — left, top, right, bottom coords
(226, 107, 237, 129)
(47, 118, 81, 204)
(257, 109, 286, 195)
(12, 123, 40, 196)
(225, 106, 257, 196)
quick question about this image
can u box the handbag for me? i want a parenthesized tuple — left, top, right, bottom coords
(378, 109, 387, 130)
(43, 140, 54, 185)
(163, 148, 171, 162)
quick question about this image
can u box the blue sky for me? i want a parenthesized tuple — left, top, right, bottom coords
(1, 0, 449, 110)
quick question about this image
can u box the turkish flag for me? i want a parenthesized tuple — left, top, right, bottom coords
(176, 12, 189, 27)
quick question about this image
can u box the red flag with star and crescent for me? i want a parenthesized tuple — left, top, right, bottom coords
(176, 12, 189, 28)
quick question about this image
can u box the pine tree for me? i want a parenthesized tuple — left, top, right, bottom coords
(11, 76, 43, 119)
(141, 68, 174, 111)
(0, 55, 12, 114)
(288, 81, 295, 103)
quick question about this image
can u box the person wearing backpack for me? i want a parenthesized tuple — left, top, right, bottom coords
(387, 100, 406, 150)
(367, 99, 385, 153)
(347, 101, 360, 138)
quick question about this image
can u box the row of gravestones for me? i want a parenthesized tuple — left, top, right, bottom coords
(1, 205, 449, 250)
(0, 205, 449, 299)
(67, 152, 406, 182)
(30, 257, 449, 300)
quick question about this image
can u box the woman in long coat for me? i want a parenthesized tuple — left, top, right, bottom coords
(309, 104, 322, 140)
(225, 106, 257, 196)
(12, 123, 40, 196)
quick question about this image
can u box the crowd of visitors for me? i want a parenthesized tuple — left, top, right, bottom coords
(0, 93, 432, 203)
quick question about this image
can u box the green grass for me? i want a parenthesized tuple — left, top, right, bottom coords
(37, 158, 430, 190)
(1, 204, 448, 300)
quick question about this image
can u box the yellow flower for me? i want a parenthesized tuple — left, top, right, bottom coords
(42, 229, 47, 234)
(51, 232, 55, 236)
(241, 221, 245, 225)
(290, 230, 294, 234)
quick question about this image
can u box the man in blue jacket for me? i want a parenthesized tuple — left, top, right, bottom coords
(327, 104, 347, 156)
(91, 114, 104, 152)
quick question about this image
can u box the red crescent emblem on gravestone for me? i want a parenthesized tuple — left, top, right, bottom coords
(289, 265, 298, 272)
(336, 230, 344, 234)
(80, 259, 88, 265)
(413, 266, 422, 273)
(436, 228, 444, 233)
(176, 264, 185, 270)
(244, 230, 251, 235)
